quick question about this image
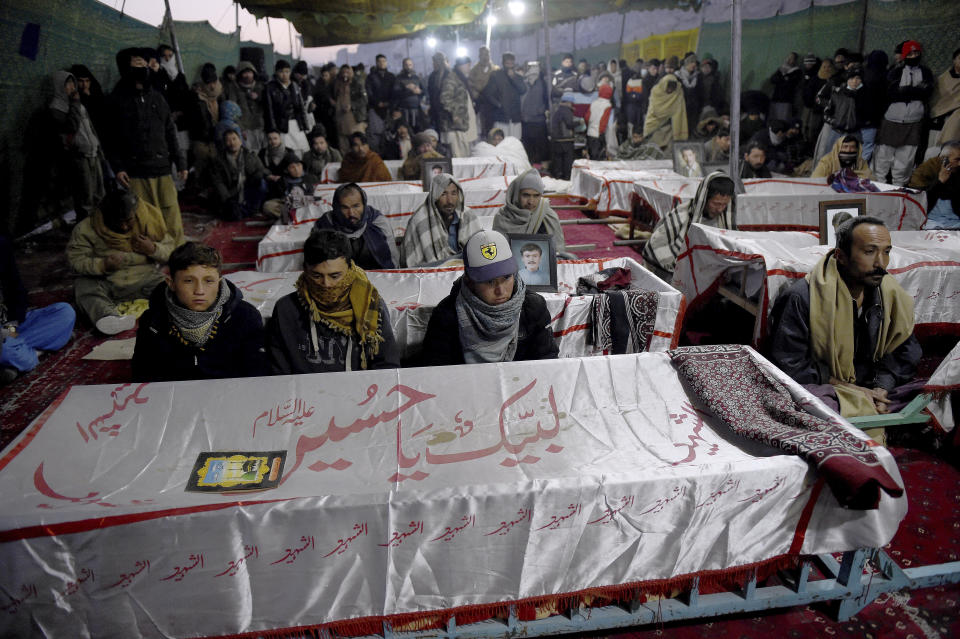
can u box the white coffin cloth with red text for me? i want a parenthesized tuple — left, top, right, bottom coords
(925, 339, 960, 433)
(631, 177, 927, 231)
(570, 166, 679, 215)
(231, 257, 685, 360)
(672, 225, 960, 344)
(320, 156, 520, 183)
(0, 349, 906, 638)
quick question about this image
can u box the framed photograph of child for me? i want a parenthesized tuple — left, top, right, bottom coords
(421, 157, 453, 192)
(672, 141, 706, 178)
(507, 233, 557, 293)
(819, 199, 865, 246)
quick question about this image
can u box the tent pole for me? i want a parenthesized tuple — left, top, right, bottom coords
(163, 0, 185, 76)
(728, 0, 742, 186)
(235, 1, 239, 38)
(288, 21, 294, 57)
(541, 0, 552, 113)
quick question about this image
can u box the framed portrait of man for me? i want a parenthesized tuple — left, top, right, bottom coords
(507, 233, 557, 292)
(819, 199, 865, 246)
(672, 141, 705, 178)
(421, 157, 453, 192)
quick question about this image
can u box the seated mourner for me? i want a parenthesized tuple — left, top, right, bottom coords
(313, 183, 399, 269)
(132, 242, 267, 381)
(401, 173, 482, 267)
(493, 168, 568, 255)
(339, 132, 392, 183)
(641, 172, 735, 278)
(770, 216, 921, 418)
(421, 229, 558, 365)
(907, 140, 960, 229)
(66, 190, 174, 334)
(811, 135, 873, 180)
(266, 229, 399, 373)
(1, 236, 76, 385)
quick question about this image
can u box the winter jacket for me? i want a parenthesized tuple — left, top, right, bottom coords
(106, 78, 186, 177)
(266, 293, 399, 374)
(550, 103, 576, 141)
(883, 62, 934, 124)
(437, 68, 472, 132)
(264, 78, 307, 133)
(229, 63, 266, 131)
(800, 64, 825, 109)
(770, 66, 802, 104)
(132, 279, 268, 381)
(366, 69, 396, 116)
(823, 83, 869, 133)
(420, 278, 559, 366)
(521, 76, 549, 124)
(392, 69, 426, 111)
(301, 147, 342, 182)
(209, 147, 267, 205)
(769, 277, 920, 391)
(481, 68, 527, 123)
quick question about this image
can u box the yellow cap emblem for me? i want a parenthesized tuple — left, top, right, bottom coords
(480, 242, 497, 260)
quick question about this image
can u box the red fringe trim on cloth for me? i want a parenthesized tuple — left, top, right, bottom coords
(197, 554, 799, 639)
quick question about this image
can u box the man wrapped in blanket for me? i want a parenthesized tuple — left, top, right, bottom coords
(770, 216, 921, 418)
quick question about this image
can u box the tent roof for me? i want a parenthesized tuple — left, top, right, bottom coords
(237, 1, 700, 47)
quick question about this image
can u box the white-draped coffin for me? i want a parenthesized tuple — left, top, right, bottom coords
(0, 349, 906, 638)
(569, 165, 679, 215)
(631, 177, 928, 231)
(320, 156, 521, 183)
(672, 225, 960, 344)
(231, 257, 685, 361)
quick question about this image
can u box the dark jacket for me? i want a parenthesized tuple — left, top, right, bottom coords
(823, 84, 870, 133)
(266, 293, 400, 374)
(106, 78, 186, 177)
(420, 279, 559, 366)
(209, 147, 267, 205)
(521, 75, 549, 124)
(769, 277, 921, 391)
(428, 67, 450, 130)
(312, 184, 397, 269)
(550, 102, 576, 141)
(885, 62, 934, 109)
(264, 78, 307, 133)
(740, 161, 772, 179)
(481, 68, 527, 123)
(770, 66, 803, 104)
(392, 69, 426, 111)
(800, 63, 825, 109)
(132, 280, 268, 382)
(366, 68, 396, 116)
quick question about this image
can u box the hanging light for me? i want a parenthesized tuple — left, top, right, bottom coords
(486, 14, 497, 26)
(426, 36, 438, 48)
(456, 46, 467, 58)
(508, 1, 525, 16)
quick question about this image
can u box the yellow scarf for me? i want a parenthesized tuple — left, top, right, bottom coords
(643, 78, 689, 146)
(807, 252, 915, 417)
(91, 199, 168, 252)
(295, 264, 384, 369)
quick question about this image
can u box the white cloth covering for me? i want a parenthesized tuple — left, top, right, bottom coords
(234, 257, 685, 361)
(0, 346, 905, 638)
(320, 156, 521, 183)
(672, 225, 960, 345)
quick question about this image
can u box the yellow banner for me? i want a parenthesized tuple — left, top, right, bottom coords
(621, 27, 699, 63)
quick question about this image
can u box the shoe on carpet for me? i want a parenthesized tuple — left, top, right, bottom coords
(95, 314, 136, 336)
(0, 367, 18, 386)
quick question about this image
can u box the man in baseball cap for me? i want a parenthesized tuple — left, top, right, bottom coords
(420, 230, 558, 365)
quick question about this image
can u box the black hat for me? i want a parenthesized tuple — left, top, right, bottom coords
(294, 60, 309, 75)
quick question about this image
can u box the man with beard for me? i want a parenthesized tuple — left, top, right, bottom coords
(392, 58, 427, 132)
(740, 142, 772, 179)
(209, 129, 267, 220)
(365, 54, 395, 154)
(770, 217, 921, 418)
(420, 230, 558, 365)
(301, 130, 342, 182)
(105, 48, 187, 245)
(493, 169, 567, 254)
(873, 40, 934, 185)
(312, 183, 398, 269)
(402, 173, 483, 266)
(333, 64, 368, 153)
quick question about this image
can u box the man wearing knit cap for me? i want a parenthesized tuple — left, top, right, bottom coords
(873, 40, 933, 185)
(402, 173, 483, 267)
(493, 169, 567, 255)
(420, 229, 558, 365)
(399, 131, 443, 179)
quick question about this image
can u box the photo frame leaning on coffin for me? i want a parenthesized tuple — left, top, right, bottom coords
(508, 233, 558, 293)
(819, 199, 865, 246)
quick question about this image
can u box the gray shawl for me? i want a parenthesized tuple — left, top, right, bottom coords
(493, 169, 566, 252)
(456, 276, 527, 363)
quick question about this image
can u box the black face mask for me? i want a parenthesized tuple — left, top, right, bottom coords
(905, 57, 920, 67)
(130, 66, 150, 84)
(838, 152, 857, 167)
